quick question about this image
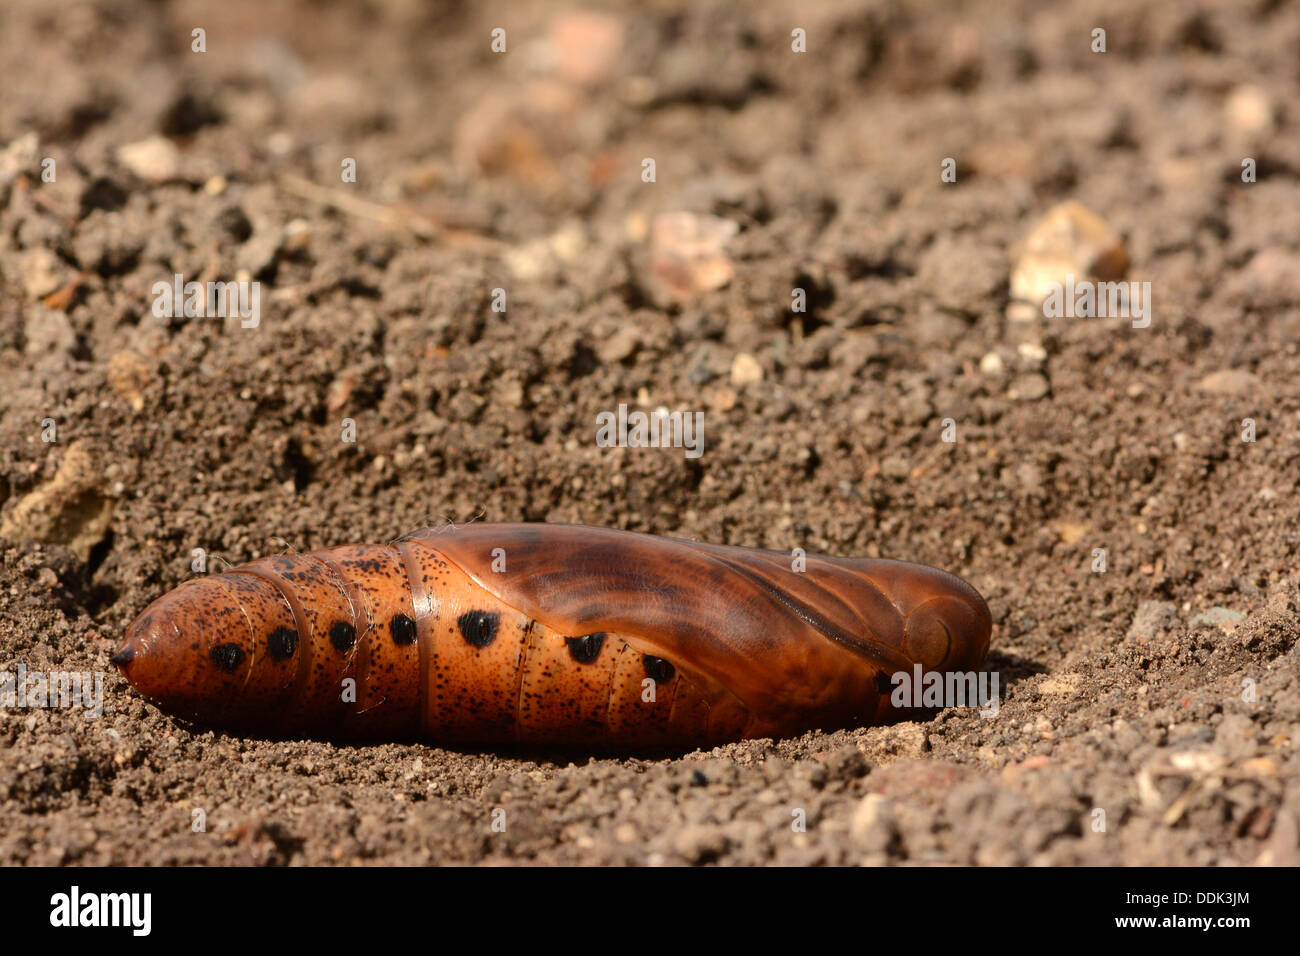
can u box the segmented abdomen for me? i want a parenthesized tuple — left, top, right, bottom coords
(113, 524, 992, 747)
(117, 542, 744, 745)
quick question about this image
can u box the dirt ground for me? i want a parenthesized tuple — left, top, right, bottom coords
(1, 0, 1299, 866)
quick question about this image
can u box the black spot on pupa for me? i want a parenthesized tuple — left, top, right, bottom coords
(642, 655, 675, 683)
(873, 671, 894, 694)
(210, 643, 245, 673)
(330, 621, 356, 651)
(390, 614, 417, 646)
(457, 610, 499, 649)
(268, 627, 298, 660)
(109, 647, 134, 667)
(565, 632, 606, 664)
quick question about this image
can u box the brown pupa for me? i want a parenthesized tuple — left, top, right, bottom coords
(111, 523, 992, 747)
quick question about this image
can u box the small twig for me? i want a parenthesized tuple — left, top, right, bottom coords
(276, 173, 436, 238)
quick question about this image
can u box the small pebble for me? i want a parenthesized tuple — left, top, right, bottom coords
(1128, 601, 1180, 642)
(1198, 369, 1259, 395)
(730, 352, 763, 387)
(1188, 606, 1245, 629)
(1017, 341, 1047, 366)
(598, 326, 641, 364)
(20, 248, 66, 300)
(1225, 85, 1275, 140)
(849, 794, 899, 852)
(1008, 372, 1049, 401)
(672, 825, 729, 864)
(649, 211, 737, 301)
(1009, 201, 1128, 322)
(116, 136, 181, 182)
(709, 387, 738, 412)
(549, 11, 625, 85)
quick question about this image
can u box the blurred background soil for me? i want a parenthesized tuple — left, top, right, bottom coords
(2, 0, 1299, 865)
